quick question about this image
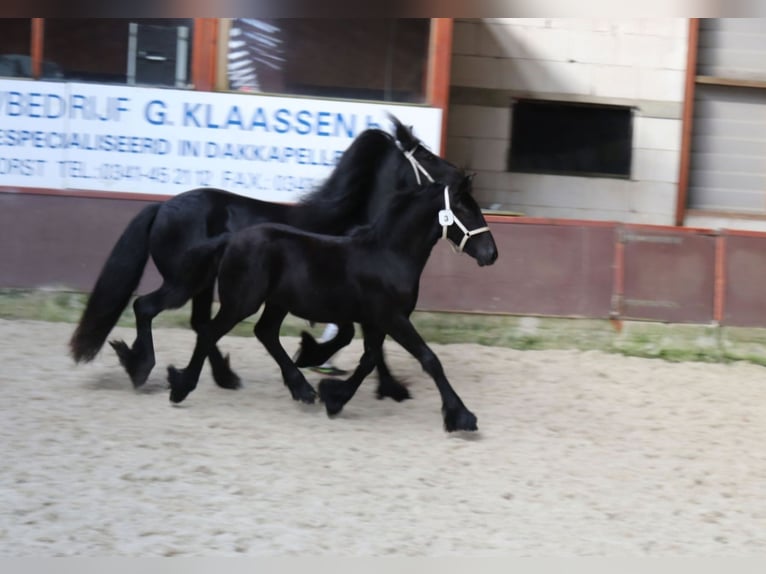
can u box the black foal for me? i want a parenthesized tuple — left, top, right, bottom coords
(167, 175, 498, 431)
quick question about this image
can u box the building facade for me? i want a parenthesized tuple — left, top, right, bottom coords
(3, 18, 766, 326)
(446, 18, 766, 231)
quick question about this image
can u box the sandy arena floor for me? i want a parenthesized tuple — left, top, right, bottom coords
(1, 318, 765, 556)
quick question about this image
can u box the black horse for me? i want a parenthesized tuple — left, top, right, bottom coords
(69, 115, 462, 401)
(167, 175, 498, 432)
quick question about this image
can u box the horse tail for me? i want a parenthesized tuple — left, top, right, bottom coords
(69, 203, 161, 363)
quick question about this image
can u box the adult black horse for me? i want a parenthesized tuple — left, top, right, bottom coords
(167, 175, 498, 431)
(69, 115, 461, 402)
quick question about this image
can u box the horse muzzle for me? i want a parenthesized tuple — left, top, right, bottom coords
(476, 246, 499, 267)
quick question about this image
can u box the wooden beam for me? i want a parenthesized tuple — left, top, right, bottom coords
(696, 75, 766, 90)
(31, 18, 44, 79)
(714, 232, 727, 324)
(191, 18, 218, 92)
(675, 18, 700, 227)
(427, 18, 454, 156)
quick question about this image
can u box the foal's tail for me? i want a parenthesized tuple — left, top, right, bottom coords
(69, 203, 161, 363)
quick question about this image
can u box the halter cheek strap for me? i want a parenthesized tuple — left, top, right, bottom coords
(439, 186, 491, 253)
(402, 145, 489, 252)
(404, 144, 435, 186)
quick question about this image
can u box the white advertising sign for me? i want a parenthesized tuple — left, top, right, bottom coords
(0, 80, 442, 203)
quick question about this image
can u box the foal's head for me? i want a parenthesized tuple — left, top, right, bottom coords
(436, 175, 498, 267)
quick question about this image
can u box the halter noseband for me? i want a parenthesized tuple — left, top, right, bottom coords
(439, 186, 491, 253)
(404, 143, 435, 185)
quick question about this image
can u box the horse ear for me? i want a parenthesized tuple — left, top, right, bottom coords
(387, 112, 418, 149)
(459, 172, 475, 195)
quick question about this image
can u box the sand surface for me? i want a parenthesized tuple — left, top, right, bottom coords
(1, 318, 765, 556)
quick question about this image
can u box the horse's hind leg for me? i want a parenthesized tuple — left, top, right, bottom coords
(292, 323, 354, 368)
(297, 326, 411, 401)
(191, 282, 241, 390)
(254, 304, 317, 404)
(375, 349, 411, 402)
(386, 316, 477, 432)
(318, 325, 385, 416)
(167, 306, 243, 404)
(110, 282, 190, 388)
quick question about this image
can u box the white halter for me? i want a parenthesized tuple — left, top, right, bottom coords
(438, 186, 491, 253)
(404, 143, 435, 185)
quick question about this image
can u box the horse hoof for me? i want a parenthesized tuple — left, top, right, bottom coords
(299, 390, 317, 405)
(289, 382, 317, 405)
(318, 378, 349, 416)
(110, 339, 153, 388)
(376, 380, 411, 402)
(443, 408, 478, 432)
(167, 366, 194, 404)
(216, 375, 242, 390)
(210, 354, 242, 390)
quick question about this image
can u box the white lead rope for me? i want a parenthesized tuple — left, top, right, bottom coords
(439, 186, 491, 253)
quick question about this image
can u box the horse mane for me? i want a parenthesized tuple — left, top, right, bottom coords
(350, 182, 435, 246)
(291, 117, 424, 233)
(386, 112, 421, 152)
(361, 173, 475, 245)
(293, 129, 395, 231)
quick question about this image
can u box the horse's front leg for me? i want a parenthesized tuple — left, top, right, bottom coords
(167, 306, 243, 404)
(318, 325, 385, 417)
(386, 316, 477, 432)
(375, 349, 411, 402)
(254, 304, 316, 404)
(191, 281, 241, 390)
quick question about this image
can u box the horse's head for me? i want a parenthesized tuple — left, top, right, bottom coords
(438, 175, 498, 267)
(388, 113, 464, 189)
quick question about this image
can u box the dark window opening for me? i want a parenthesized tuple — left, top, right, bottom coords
(0, 19, 33, 78)
(43, 19, 193, 87)
(508, 99, 634, 179)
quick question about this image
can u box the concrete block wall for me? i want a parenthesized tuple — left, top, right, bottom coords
(447, 18, 689, 224)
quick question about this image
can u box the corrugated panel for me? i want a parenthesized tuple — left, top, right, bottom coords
(689, 19, 766, 214)
(687, 84, 766, 213)
(697, 18, 766, 79)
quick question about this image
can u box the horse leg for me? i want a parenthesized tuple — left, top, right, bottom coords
(386, 316, 477, 432)
(374, 348, 411, 402)
(292, 322, 354, 368)
(191, 281, 241, 390)
(318, 325, 385, 417)
(109, 282, 189, 388)
(167, 306, 242, 404)
(254, 304, 317, 404)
